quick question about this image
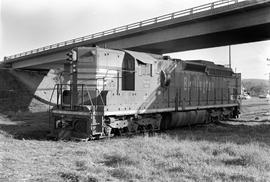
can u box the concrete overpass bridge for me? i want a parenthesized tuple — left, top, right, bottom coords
(3, 0, 270, 70)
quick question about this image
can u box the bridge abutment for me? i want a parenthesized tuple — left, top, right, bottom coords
(0, 69, 61, 113)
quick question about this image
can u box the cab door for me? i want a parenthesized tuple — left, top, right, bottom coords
(122, 53, 135, 91)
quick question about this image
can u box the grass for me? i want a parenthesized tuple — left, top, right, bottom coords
(1, 98, 270, 181)
(1, 119, 270, 181)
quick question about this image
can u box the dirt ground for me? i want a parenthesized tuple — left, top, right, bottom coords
(231, 97, 270, 124)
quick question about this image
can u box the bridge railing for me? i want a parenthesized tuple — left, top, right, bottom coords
(5, 0, 250, 61)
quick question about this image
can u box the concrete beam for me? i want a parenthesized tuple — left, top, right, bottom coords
(103, 5, 270, 53)
(11, 51, 67, 69)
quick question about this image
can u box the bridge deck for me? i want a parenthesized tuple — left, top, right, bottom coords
(4, 0, 270, 64)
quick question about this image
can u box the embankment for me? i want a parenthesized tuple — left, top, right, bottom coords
(0, 69, 61, 113)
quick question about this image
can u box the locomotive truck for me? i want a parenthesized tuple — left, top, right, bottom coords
(49, 47, 241, 140)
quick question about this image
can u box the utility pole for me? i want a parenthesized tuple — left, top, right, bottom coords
(229, 45, 231, 68)
(267, 58, 270, 93)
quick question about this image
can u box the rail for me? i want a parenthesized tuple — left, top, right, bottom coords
(5, 0, 251, 61)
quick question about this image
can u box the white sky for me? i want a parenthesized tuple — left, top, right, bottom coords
(1, 0, 270, 79)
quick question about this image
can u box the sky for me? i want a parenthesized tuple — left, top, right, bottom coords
(1, 0, 270, 80)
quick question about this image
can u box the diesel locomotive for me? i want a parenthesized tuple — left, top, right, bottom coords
(49, 47, 241, 140)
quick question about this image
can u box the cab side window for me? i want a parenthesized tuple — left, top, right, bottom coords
(138, 61, 152, 76)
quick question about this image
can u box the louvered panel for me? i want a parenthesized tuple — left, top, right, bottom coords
(77, 67, 96, 73)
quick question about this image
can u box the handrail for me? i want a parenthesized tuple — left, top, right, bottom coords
(48, 84, 58, 110)
(85, 86, 94, 108)
(96, 89, 105, 106)
(4, 0, 253, 61)
(48, 84, 58, 130)
(51, 83, 105, 108)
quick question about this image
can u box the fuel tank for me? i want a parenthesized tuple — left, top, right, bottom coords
(160, 110, 208, 130)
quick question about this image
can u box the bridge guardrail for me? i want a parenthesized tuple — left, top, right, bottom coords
(4, 0, 256, 61)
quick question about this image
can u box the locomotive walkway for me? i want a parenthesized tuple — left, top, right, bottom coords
(3, 0, 270, 69)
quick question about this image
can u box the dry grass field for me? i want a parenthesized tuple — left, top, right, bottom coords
(1, 97, 270, 182)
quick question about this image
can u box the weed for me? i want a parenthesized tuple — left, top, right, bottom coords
(75, 150, 87, 156)
(103, 154, 137, 167)
(110, 167, 142, 181)
(59, 172, 80, 182)
(222, 157, 248, 166)
(85, 176, 99, 182)
(110, 168, 133, 180)
(167, 166, 184, 173)
(75, 160, 88, 171)
(230, 174, 254, 182)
